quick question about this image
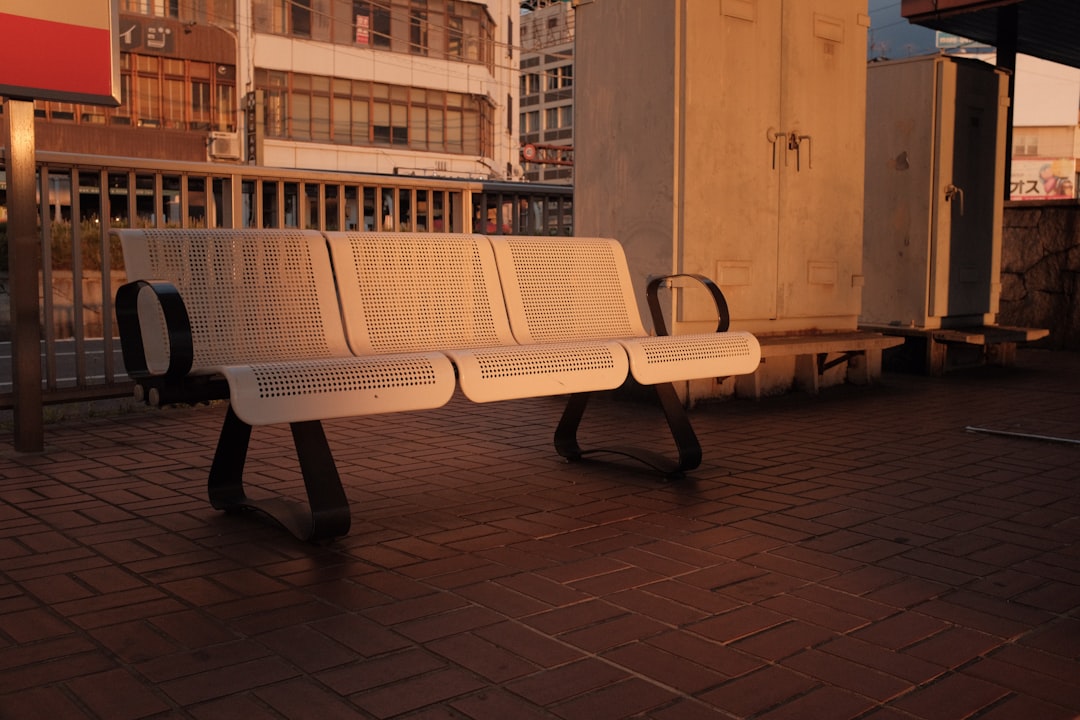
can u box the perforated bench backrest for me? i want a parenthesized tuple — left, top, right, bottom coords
(489, 236, 648, 344)
(114, 228, 351, 374)
(327, 232, 517, 355)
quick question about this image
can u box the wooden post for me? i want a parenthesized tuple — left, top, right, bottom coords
(4, 98, 44, 452)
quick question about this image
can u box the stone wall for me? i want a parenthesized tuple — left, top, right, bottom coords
(1000, 202, 1080, 350)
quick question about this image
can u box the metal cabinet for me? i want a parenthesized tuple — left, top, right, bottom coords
(575, 0, 870, 335)
(862, 55, 1009, 329)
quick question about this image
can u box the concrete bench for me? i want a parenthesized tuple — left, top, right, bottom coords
(114, 229, 760, 541)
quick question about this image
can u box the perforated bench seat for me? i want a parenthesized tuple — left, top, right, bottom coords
(115, 229, 456, 425)
(115, 229, 761, 541)
(490, 236, 760, 385)
(326, 232, 630, 403)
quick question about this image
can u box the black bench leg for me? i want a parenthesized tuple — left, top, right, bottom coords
(553, 383, 703, 477)
(208, 406, 252, 509)
(208, 406, 351, 541)
(653, 381, 703, 472)
(554, 392, 590, 462)
(291, 420, 351, 540)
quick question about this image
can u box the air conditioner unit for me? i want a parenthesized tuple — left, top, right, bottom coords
(208, 131, 242, 160)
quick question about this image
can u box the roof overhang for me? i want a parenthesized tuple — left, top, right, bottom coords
(901, 0, 1080, 69)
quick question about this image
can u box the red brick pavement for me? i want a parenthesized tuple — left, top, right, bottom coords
(1, 350, 1078, 719)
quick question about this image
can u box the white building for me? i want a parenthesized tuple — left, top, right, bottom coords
(518, 0, 574, 183)
(243, 0, 521, 181)
(20, 1, 521, 183)
(983, 53, 1080, 200)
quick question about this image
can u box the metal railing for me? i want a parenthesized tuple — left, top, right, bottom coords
(0, 150, 573, 419)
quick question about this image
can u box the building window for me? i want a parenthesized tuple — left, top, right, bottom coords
(121, 0, 179, 18)
(292, 0, 312, 38)
(32, 53, 235, 132)
(191, 62, 212, 129)
(162, 58, 186, 129)
(547, 64, 572, 91)
(255, 69, 494, 158)
(447, 14, 465, 58)
(521, 110, 539, 133)
(445, 1, 492, 68)
(410, 0, 429, 55)
(254, 0, 493, 65)
(354, 0, 391, 48)
(214, 65, 237, 131)
(560, 104, 572, 128)
(121, 0, 236, 26)
(544, 104, 572, 130)
(522, 73, 540, 95)
(1014, 134, 1039, 156)
(263, 70, 288, 137)
(135, 55, 161, 127)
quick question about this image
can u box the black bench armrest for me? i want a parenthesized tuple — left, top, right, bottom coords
(646, 273, 732, 335)
(116, 280, 195, 398)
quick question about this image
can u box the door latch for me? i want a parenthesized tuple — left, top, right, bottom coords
(767, 127, 787, 169)
(944, 183, 965, 216)
(788, 132, 812, 171)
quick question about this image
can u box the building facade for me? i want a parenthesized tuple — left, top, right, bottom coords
(518, 0, 574, 183)
(13, 0, 521, 182)
(992, 53, 1080, 201)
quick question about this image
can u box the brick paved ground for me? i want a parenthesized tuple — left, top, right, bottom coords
(0, 349, 1077, 719)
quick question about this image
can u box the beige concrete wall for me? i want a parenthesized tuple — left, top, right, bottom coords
(573, 0, 678, 316)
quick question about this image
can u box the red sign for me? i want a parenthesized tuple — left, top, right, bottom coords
(0, 0, 120, 106)
(356, 14, 370, 45)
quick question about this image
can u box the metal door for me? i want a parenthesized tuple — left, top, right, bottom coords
(680, 0, 783, 324)
(777, 0, 868, 320)
(930, 59, 1007, 323)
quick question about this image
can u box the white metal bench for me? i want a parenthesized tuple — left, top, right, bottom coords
(115, 229, 760, 541)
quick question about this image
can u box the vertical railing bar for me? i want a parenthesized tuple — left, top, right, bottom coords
(70, 166, 88, 387)
(318, 182, 324, 230)
(181, 174, 190, 227)
(276, 180, 285, 228)
(254, 178, 263, 228)
(101, 169, 119, 383)
(155, 173, 165, 228)
(39, 164, 58, 391)
(337, 183, 346, 231)
(127, 170, 137, 228)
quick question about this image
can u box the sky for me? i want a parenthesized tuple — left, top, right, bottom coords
(867, 0, 949, 60)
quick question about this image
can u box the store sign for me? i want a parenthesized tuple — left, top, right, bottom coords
(245, 91, 264, 165)
(118, 16, 177, 55)
(0, 0, 120, 106)
(1010, 158, 1076, 201)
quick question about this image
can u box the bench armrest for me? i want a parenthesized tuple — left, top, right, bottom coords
(646, 273, 732, 335)
(115, 279, 194, 383)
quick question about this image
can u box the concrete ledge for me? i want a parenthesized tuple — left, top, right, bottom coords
(735, 331, 905, 398)
(859, 323, 1050, 375)
(860, 323, 1050, 345)
(756, 331, 906, 358)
